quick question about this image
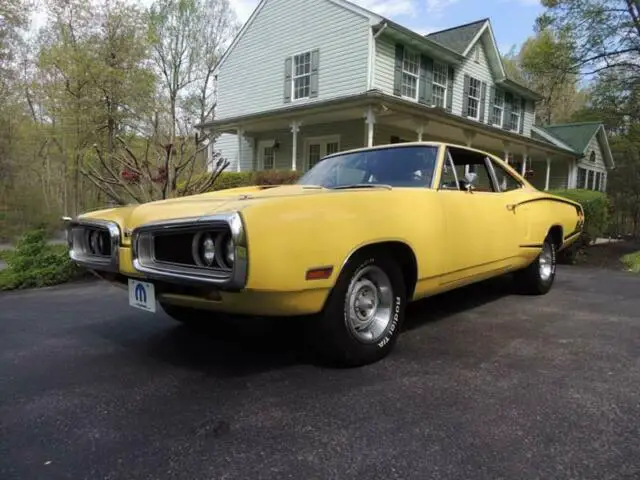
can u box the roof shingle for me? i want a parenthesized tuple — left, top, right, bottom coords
(540, 122, 603, 152)
(426, 19, 488, 54)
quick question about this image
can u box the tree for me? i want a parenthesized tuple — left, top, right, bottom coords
(503, 29, 587, 124)
(538, 0, 640, 78)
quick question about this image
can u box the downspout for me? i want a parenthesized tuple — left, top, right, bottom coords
(368, 22, 388, 90)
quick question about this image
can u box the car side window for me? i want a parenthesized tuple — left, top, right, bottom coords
(439, 150, 460, 190)
(445, 146, 497, 192)
(490, 159, 524, 192)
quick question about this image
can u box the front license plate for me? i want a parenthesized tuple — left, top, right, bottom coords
(128, 279, 157, 313)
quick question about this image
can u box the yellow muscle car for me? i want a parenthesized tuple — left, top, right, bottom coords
(65, 142, 584, 367)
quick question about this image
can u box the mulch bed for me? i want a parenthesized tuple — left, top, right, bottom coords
(573, 239, 640, 271)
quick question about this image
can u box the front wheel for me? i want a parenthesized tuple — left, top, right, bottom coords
(309, 251, 407, 367)
(513, 235, 557, 295)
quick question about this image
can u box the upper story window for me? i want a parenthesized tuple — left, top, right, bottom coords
(401, 49, 420, 100)
(293, 51, 312, 100)
(491, 89, 504, 127)
(466, 77, 481, 120)
(510, 96, 521, 131)
(432, 61, 448, 108)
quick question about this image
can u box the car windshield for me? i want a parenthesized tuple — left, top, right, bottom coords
(296, 145, 439, 189)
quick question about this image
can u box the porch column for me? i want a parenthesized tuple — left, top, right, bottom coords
(521, 153, 528, 176)
(416, 121, 428, 142)
(290, 120, 301, 171)
(503, 141, 510, 164)
(236, 128, 244, 173)
(545, 158, 551, 191)
(364, 107, 375, 147)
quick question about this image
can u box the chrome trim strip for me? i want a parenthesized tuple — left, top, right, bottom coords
(64, 217, 121, 273)
(131, 212, 248, 290)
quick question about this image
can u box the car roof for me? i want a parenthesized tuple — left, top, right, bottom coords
(323, 141, 495, 159)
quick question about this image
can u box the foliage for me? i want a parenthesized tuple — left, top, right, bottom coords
(181, 170, 303, 192)
(549, 189, 610, 243)
(502, 29, 587, 124)
(621, 251, 640, 273)
(538, 0, 640, 78)
(0, 229, 85, 291)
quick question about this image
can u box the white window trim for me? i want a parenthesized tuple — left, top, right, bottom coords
(257, 139, 276, 170)
(510, 96, 522, 131)
(492, 90, 504, 127)
(467, 77, 481, 121)
(291, 50, 312, 102)
(401, 48, 420, 101)
(432, 61, 448, 108)
(303, 134, 341, 170)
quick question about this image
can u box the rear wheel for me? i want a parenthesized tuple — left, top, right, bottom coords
(309, 251, 407, 367)
(514, 235, 557, 295)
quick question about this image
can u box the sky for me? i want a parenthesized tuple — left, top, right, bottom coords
(30, 0, 545, 55)
(229, 0, 546, 55)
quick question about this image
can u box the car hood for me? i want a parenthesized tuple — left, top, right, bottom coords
(78, 184, 391, 243)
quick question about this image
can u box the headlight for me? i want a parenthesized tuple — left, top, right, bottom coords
(192, 232, 216, 267)
(86, 228, 111, 256)
(224, 235, 235, 267)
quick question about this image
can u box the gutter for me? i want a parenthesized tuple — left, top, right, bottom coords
(368, 21, 388, 90)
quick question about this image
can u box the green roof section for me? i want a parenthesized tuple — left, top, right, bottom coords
(426, 19, 488, 54)
(540, 122, 603, 153)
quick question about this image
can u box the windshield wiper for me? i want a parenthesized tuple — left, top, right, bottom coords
(329, 184, 392, 190)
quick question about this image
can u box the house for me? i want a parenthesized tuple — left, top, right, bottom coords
(196, 0, 614, 192)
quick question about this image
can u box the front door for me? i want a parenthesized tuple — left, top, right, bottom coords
(304, 135, 340, 171)
(258, 140, 276, 170)
(437, 146, 520, 285)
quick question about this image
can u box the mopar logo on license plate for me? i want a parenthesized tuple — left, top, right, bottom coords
(128, 279, 157, 313)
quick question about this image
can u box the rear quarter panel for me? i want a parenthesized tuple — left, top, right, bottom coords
(513, 194, 581, 247)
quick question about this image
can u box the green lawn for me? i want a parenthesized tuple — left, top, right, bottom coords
(621, 251, 640, 273)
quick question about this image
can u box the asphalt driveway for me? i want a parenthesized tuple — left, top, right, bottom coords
(1, 267, 639, 479)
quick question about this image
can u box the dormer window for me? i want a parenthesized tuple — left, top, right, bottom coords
(466, 77, 481, 120)
(401, 49, 420, 100)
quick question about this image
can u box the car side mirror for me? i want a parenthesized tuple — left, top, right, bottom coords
(464, 171, 478, 192)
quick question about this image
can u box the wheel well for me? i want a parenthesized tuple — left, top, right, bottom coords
(548, 225, 563, 250)
(348, 241, 418, 299)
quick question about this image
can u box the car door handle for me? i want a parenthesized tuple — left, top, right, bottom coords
(506, 204, 516, 212)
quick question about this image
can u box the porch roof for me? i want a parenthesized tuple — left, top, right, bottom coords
(197, 91, 580, 160)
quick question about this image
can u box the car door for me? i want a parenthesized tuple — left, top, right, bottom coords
(436, 146, 520, 285)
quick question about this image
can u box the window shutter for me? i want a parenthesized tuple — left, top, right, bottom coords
(418, 55, 433, 105)
(393, 44, 404, 96)
(488, 86, 495, 126)
(446, 66, 454, 112)
(284, 57, 292, 103)
(479, 82, 487, 123)
(461, 74, 470, 117)
(310, 49, 320, 98)
(519, 98, 526, 134)
(503, 92, 513, 131)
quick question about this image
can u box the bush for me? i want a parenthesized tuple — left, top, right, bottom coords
(621, 251, 640, 273)
(0, 229, 86, 291)
(182, 170, 303, 192)
(549, 189, 610, 244)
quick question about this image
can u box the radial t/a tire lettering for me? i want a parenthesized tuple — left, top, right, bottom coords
(309, 250, 407, 367)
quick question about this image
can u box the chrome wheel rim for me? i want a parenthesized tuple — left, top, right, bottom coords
(539, 243, 554, 281)
(345, 265, 393, 343)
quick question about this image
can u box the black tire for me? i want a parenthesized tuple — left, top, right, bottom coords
(308, 250, 407, 368)
(514, 235, 557, 295)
